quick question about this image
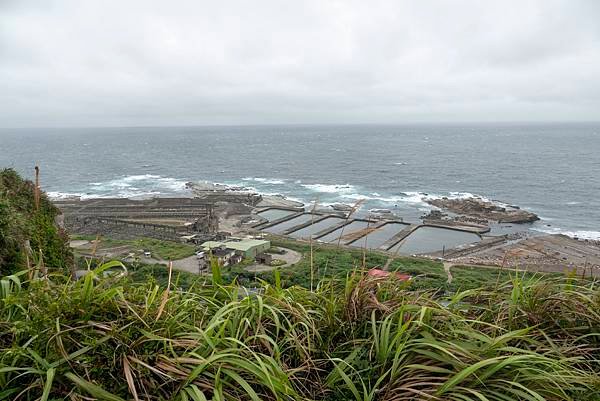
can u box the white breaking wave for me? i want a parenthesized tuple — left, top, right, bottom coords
(335, 190, 515, 211)
(423, 191, 512, 207)
(242, 177, 286, 185)
(447, 191, 481, 199)
(340, 191, 430, 206)
(49, 174, 189, 200)
(47, 191, 88, 200)
(532, 227, 600, 241)
(284, 195, 306, 204)
(154, 177, 188, 192)
(403, 191, 431, 204)
(421, 191, 484, 201)
(302, 183, 356, 193)
(441, 191, 491, 202)
(94, 175, 188, 194)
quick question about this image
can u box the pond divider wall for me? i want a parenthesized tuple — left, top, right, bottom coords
(253, 209, 500, 257)
(253, 211, 306, 229)
(282, 215, 332, 235)
(381, 224, 422, 251)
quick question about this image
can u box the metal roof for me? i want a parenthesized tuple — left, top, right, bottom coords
(201, 239, 270, 252)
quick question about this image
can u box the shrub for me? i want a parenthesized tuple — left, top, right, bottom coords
(0, 169, 72, 275)
(0, 267, 598, 400)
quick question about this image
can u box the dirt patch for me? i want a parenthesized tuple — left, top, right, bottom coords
(70, 240, 90, 248)
(244, 248, 302, 272)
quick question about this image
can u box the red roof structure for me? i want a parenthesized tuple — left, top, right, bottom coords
(367, 268, 411, 281)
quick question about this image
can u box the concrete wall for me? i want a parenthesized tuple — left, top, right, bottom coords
(245, 242, 271, 258)
(55, 197, 219, 240)
(66, 217, 185, 241)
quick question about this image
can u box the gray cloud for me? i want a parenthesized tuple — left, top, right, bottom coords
(1, 0, 599, 127)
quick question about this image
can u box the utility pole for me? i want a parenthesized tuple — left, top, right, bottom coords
(34, 165, 40, 212)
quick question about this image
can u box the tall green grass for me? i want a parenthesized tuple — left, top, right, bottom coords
(1, 264, 598, 400)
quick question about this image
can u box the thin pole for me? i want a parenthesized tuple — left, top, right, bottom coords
(34, 165, 40, 211)
(309, 199, 318, 292)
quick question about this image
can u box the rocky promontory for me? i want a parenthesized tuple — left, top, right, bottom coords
(425, 197, 539, 224)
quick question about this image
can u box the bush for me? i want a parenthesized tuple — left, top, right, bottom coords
(0, 267, 598, 400)
(0, 169, 72, 275)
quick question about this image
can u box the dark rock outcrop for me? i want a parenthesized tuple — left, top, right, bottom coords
(426, 197, 539, 224)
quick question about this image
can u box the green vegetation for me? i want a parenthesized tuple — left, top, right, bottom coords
(72, 235, 196, 260)
(265, 246, 285, 255)
(122, 237, 541, 294)
(130, 238, 196, 260)
(1, 265, 598, 400)
(129, 263, 205, 288)
(251, 237, 534, 292)
(0, 168, 71, 275)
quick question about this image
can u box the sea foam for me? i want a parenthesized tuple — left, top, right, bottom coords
(532, 227, 600, 241)
(49, 175, 190, 200)
(302, 183, 356, 193)
(242, 177, 286, 185)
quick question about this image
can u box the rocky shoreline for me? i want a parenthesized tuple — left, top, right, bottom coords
(185, 181, 304, 209)
(51, 186, 600, 276)
(447, 234, 600, 276)
(425, 196, 539, 224)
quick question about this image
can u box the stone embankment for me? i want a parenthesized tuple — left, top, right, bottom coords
(186, 181, 304, 209)
(54, 198, 218, 241)
(425, 197, 539, 224)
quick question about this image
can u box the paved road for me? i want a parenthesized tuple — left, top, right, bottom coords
(172, 255, 205, 274)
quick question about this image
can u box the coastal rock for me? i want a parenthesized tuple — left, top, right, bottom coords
(425, 197, 538, 224)
(331, 203, 354, 212)
(421, 210, 447, 220)
(370, 208, 393, 214)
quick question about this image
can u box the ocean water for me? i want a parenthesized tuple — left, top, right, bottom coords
(1, 123, 599, 239)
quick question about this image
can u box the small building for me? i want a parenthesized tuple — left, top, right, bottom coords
(367, 268, 411, 281)
(256, 252, 273, 265)
(211, 247, 237, 267)
(201, 238, 271, 260)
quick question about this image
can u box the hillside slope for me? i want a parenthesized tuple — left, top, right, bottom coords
(0, 168, 71, 275)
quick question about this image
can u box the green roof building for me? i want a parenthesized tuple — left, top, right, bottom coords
(201, 238, 271, 259)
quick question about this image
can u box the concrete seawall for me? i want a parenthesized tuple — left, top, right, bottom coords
(54, 198, 219, 240)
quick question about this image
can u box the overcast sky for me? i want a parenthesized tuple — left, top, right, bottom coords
(1, 0, 599, 127)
